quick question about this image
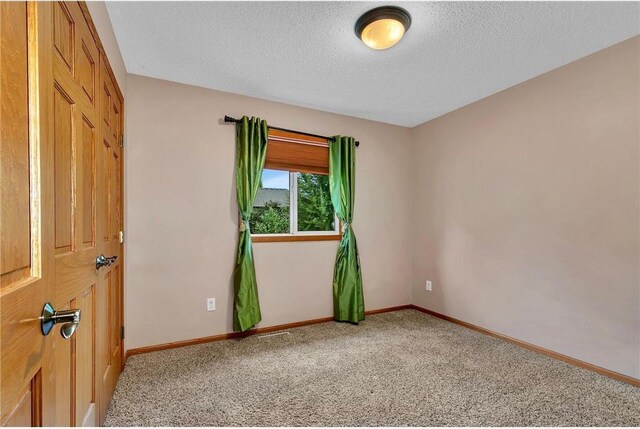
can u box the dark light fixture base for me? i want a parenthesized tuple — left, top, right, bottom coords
(355, 6, 412, 40)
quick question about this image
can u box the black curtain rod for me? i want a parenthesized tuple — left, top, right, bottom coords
(224, 116, 360, 147)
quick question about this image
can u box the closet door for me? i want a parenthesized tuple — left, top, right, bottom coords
(51, 2, 125, 425)
(51, 1, 100, 425)
(0, 2, 53, 425)
(96, 57, 124, 425)
(1, 2, 124, 426)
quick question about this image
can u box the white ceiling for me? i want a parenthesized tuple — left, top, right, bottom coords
(106, 1, 639, 127)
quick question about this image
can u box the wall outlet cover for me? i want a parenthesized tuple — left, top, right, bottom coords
(207, 298, 216, 311)
(426, 281, 432, 291)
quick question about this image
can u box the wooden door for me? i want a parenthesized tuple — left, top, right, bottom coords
(1, 2, 124, 426)
(1, 2, 53, 425)
(96, 53, 124, 425)
(51, 1, 102, 425)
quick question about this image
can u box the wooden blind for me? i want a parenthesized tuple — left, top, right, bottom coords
(265, 129, 329, 175)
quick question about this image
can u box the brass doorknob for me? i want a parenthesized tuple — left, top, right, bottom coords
(40, 302, 81, 339)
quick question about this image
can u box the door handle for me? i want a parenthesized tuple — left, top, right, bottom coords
(40, 302, 81, 339)
(96, 254, 118, 270)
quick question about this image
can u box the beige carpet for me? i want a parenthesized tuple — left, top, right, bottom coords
(105, 310, 639, 426)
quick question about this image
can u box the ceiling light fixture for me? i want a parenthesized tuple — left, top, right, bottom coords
(355, 6, 411, 50)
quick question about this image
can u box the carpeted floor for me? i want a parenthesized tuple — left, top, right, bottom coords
(105, 310, 640, 426)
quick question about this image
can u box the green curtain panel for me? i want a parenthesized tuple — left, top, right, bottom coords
(329, 136, 365, 323)
(233, 116, 269, 332)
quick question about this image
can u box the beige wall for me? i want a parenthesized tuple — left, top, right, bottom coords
(123, 37, 639, 379)
(410, 37, 640, 378)
(125, 75, 413, 350)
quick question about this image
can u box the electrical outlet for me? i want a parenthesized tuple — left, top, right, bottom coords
(425, 281, 432, 292)
(207, 298, 216, 311)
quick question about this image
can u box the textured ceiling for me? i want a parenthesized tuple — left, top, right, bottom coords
(107, 2, 639, 127)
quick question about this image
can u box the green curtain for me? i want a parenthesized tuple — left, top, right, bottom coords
(329, 136, 365, 323)
(233, 116, 268, 332)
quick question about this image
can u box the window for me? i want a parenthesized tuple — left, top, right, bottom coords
(251, 169, 290, 235)
(250, 130, 340, 242)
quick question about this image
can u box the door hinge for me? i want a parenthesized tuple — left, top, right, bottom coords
(120, 136, 124, 148)
(119, 230, 124, 244)
(121, 326, 125, 340)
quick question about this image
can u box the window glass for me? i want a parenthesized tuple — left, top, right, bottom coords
(250, 169, 290, 234)
(249, 168, 339, 237)
(296, 173, 335, 232)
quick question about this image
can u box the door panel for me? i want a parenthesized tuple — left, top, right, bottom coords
(1, 2, 124, 426)
(101, 84, 111, 129)
(75, 286, 96, 427)
(98, 270, 112, 413)
(111, 152, 121, 240)
(101, 140, 111, 243)
(80, 116, 96, 246)
(0, 1, 30, 280)
(3, 373, 42, 427)
(110, 266, 120, 358)
(53, 85, 74, 251)
(4, 384, 33, 427)
(53, 2, 74, 74)
(50, 311, 72, 427)
(78, 42, 96, 106)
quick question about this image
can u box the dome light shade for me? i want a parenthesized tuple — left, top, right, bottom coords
(355, 6, 411, 50)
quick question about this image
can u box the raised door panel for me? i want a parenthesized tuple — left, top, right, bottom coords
(109, 265, 120, 361)
(80, 116, 96, 246)
(3, 375, 41, 427)
(53, 1, 74, 74)
(75, 286, 96, 427)
(50, 304, 72, 427)
(111, 100, 119, 140)
(111, 151, 121, 240)
(99, 261, 121, 415)
(97, 270, 114, 418)
(101, 140, 112, 242)
(1, 0, 30, 283)
(77, 39, 96, 106)
(53, 85, 74, 252)
(101, 81, 111, 130)
(3, 386, 32, 427)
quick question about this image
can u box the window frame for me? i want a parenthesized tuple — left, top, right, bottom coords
(252, 171, 342, 243)
(251, 129, 342, 243)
